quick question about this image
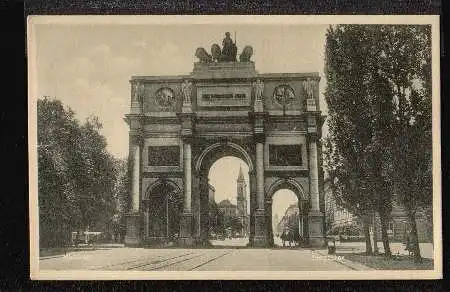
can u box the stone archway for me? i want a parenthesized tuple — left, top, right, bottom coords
(124, 41, 325, 247)
(193, 141, 255, 245)
(266, 178, 310, 247)
(195, 141, 254, 173)
(142, 179, 183, 245)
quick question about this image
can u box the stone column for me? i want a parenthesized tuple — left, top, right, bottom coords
(266, 199, 274, 247)
(256, 142, 265, 210)
(179, 140, 193, 246)
(200, 176, 210, 244)
(143, 202, 149, 239)
(131, 143, 141, 212)
(309, 141, 320, 212)
(299, 200, 309, 246)
(253, 141, 268, 246)
(307, 132, 324, 247)
(184, 143, 192, 212)
(248, 171, 256, 246)
(125, 134, 142, 247)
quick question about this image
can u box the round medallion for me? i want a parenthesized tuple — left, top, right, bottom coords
(273, 85, 295, 107)
(155, 87, 175, 108)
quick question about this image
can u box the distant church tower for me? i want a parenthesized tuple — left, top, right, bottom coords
(236, 165, 249, 237)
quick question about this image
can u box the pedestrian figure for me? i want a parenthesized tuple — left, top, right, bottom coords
(281, 230, 287, 247)
(293, 230, 300, 247)
(404, 228, 414, 256)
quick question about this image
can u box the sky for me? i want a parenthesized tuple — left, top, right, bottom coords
(32, 21, 328, 159)
(31, 18, 328, 218)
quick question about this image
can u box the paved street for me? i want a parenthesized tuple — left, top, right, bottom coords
(39, 237, 433, 271)
(39, 245, 369, 271)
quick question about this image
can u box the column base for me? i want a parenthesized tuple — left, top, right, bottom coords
(179, 212, 194, 246)
(252, 209, 269, 247)
(124, 213, 141, 247)
(308, 211, 325, 247)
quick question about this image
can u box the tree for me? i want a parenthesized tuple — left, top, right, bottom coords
(374, 25, 432, 263)
(38, 97, 119, 247)
(208, 201, 221, 236)
(112, 158, 129, 243)
(69, 116, 118, 235)
(324, 25, 432, 262)
(324, 25, 389, 255)
(38, 97, 81, 247)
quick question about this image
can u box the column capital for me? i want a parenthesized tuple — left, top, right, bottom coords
(129, 131, 144, 145)
(177, 112, 196, 139)
(182, 136, 195, 144)
(249, 111, 268, 119)
(306, 131, 319, 142)
(177, 111, 197, 120)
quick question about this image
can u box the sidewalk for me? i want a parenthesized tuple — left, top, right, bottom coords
(334, 241, 434, 259)
(40, 243, 125, 259)
(312, 249, 374, 271)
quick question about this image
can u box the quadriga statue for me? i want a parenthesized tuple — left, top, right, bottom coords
(239, 45, 253, 62)
(195, 47, 213, 63)
(211, 44, 221, 62)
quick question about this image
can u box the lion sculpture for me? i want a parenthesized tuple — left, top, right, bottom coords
(239, 45, 253, 62)
(195, 47, 213, 63)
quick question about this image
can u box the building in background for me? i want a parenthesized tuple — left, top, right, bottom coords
(236, 166, 249, 237)
(324, 178, 360, 237)
(324, 177, 433, 242)
(272, 213, 279, 236)
(277, 204, 300, 235)
(217, 199, 237, 219)
(208, 184, 215, 204)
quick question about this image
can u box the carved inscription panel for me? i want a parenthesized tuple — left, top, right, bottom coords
(197, 85, 251, 107)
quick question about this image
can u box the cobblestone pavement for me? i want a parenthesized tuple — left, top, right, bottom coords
(39, 246, 365, 271)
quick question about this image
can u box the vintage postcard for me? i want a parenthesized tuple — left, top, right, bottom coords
(28, 15, 441, 280)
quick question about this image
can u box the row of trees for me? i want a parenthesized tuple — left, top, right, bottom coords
(323, 25, 432, 263)
(38, 97, 128, 247)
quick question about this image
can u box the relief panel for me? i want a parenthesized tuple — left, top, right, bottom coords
(143, 137, 183, 172)
(264, 135, 308, 171)
(268, 144, 303, 166)
(142, 82, 182, 113)
(147, 146, 180, 166)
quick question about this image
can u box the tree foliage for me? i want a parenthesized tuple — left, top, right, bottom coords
(324, 25, 432, 262)
(38, 97, 120, 247)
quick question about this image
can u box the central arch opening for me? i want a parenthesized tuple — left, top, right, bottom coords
(207, 156, 250, 247)
(272, 189, 300, 248)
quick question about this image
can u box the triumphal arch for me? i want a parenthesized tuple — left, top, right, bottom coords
(124, 34, 325, 247)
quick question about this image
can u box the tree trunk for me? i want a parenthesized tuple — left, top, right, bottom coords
(372, 212, 379, 255)
(406, 210, 422, 263)
(362, 215, 373, 255)
(75, 230, 79, 247)
(379, 209, 392, 257)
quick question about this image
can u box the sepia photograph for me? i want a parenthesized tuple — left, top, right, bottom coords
(27, 15, 441, 280)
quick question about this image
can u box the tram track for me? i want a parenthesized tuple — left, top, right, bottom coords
(187, 250, 232, 271)
(93, 251, 195, 271)
(125, 250, 234, 271)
